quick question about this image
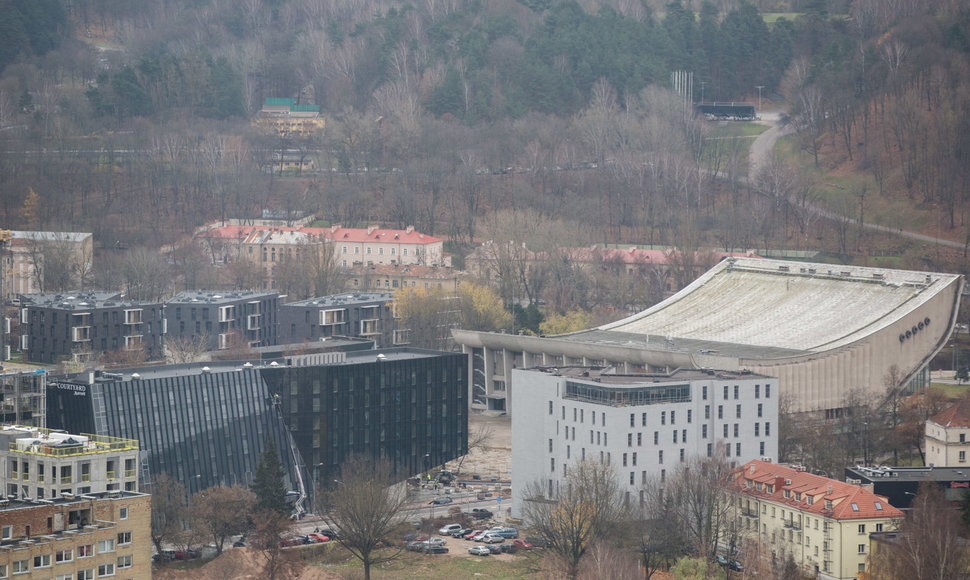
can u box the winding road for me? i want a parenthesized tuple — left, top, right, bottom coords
(746, 112, 966, 252)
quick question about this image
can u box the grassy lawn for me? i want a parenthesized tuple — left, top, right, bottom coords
(931, 382, 970, 399)
(308, 546, 544, 579)
(701, 122, 769, 176)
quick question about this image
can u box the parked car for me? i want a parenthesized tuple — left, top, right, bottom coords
(728, 559, 744, 572)
(479, 533, 505, 544)
(316, 528, 340, 540)
(470, 508, 493, 519)
(307, 532, 330, 543)
(489, 527, 518, 538)
(468, 545, 491, 556)
(439, 523, 463, 535)
(403, 533, 429, 542)
(497, 543, 517, 554)
(279, 537, 304, 547)
(451, 528, 474, 538)
(407, 541, 428, 552)
(512, 539, 533, 549)
(486, 544, 504, 554)
(428, 537, 447, 547)
(172, 550, 199, 560)
(476, 491, 493, 500)
(463, 530, 484, 540)
(525, 536, 549, 548)
(429, 496, 453, 505)
(426, 545, 449, 554)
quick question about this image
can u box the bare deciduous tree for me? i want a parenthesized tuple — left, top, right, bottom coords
(191, 485, 256, 555)
(868, 483, 965, 580)
(148, 473, 188, 557)
(165, 333, 211, 364)
(521, 459, 624, 579)
(327, 455, 408, 580)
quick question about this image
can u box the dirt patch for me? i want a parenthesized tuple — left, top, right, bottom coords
(443, 413, 512, 481)
(153, 547, 341, 580)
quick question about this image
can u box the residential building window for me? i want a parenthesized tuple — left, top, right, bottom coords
(755, 384, 760, 398)
(549, 401, 553, 415)
(703, 385, 708, 400)
(632, 452, 637, 466)
(734, 424, 739, 437)
(97, 539, 115, 553)
(736, 404, 742, 419)
(734, 385, 739, 399)
(119, 506, 128, 520)
(630, 472, 635, 485)
(12, 561, 28, 574)
(858, 544, 865, 554)
(858, 524, 866, 534)
(765, 423, 771, 437)
(549, 439, 553, 452)
(702, 424, 708, 438)
(707, 443, 713, 457)
(628, 433, 633, 447)
(766, 385, 771, 398)
(755, 423, 760, 437)
(687, 410, 692, 423)
(876, 523, 883, 532)
(736, 442, 741, 456)
(758, 403, 763, 417)
(641, 412, 647, 426)
(723, 424, 729, 438)
(654, 432, 658, 445)
(117, 555, 132, 569)
(671, 411, 676, 425)
(658, 450, 663, 464)
(630, 413, 635, 427)
(637, 432, 642, 446)
(97, 563, 115, 577)
(551, 458, 555, 472)
(1, 525, 10, 539)
(55, 550, 73, 563)
(117, 531, 131, 545)
(661, 411, 666, 425)
(723, 385, 728, 399)
(961, 451, 966, 463)
(760, 442, 765, 455)
(623, 453, 628, 467)
(33, 554, 51, 568)
(680, 449, 685, 462)
(79, 545, 94, 558)
(682, 429, 687, 443)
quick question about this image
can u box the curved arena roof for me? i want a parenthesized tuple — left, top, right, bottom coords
(454, 257, 963, 414)
(596, 257, 960, 354)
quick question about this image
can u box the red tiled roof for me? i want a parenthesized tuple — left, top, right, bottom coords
(200, 225, 441, 245)
(735, 460, 902, 520)
(930, 399, 970, 428)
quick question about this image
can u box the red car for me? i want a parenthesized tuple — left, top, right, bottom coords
(463, 529, 484, 540)
(307, 532, 331, 543)
(512, 539, 533, 549)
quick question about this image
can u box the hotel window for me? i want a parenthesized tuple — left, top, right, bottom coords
(766, 384, 771, 398)
(755, 384, 760, 398)
(702, 424, 708, 438)
(734, 385, 739, 399)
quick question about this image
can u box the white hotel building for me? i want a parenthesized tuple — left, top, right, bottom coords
(510, 367, 778, 517)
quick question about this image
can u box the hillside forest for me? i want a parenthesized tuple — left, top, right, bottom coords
(2, 0, 970, 302)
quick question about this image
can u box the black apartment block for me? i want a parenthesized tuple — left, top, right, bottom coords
(166, 290, 279, 351)
(46, 348, 468, 499)
(20, 292, 165, 364)
(279, 292, 400, 347)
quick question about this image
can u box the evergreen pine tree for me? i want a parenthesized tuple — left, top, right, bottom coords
(251, 437, 290, 516)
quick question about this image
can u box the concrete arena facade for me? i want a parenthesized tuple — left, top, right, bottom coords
(454, 258, 963, 414)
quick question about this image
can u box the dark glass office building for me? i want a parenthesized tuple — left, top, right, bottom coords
(45, 348, 468, 501)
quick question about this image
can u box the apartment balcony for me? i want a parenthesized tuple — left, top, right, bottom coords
(741, 507, 760, 518)
(783, 520, 802, 530)
(124, 469, 136, 478)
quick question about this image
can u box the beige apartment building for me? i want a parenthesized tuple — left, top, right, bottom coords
(0, 425, 140, 501)
(733, 460, 903, 580)
(0, 491, 151, 580)
(925, 399, 970, 467)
